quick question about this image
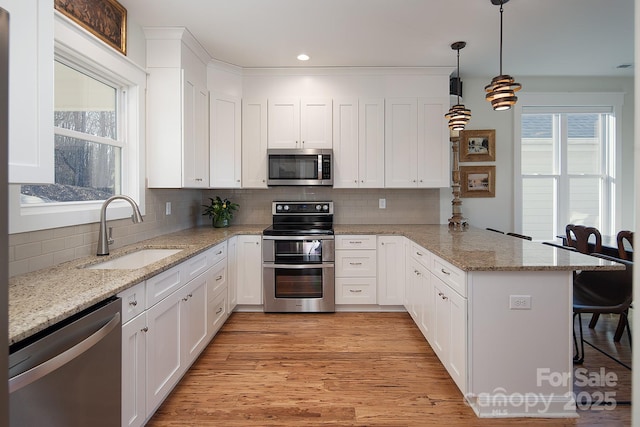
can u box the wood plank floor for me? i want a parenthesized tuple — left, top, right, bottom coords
(147, 312, 631, 427)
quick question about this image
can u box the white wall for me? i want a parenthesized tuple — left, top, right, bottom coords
(456, 76, 634, 233)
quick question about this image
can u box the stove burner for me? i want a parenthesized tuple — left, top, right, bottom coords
(263, 201, 334, 236)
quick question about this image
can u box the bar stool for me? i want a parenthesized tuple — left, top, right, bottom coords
(565, 224, 603, 254)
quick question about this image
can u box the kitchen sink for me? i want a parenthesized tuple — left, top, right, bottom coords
(83, 248, 184, 270)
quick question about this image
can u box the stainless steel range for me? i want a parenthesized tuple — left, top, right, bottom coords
(263, 201, 335, 313)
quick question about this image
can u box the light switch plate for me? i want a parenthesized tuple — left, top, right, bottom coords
(165, 202, 172, 215)
(379, 198, 386, 209)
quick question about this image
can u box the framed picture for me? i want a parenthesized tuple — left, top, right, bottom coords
(55, 0, 127, 55)
(460, 129, 496, 162)
(460, 165, 496, 198)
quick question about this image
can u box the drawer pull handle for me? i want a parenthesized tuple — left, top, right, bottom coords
(216, 307, 223, 315)
(441, 294, 448, 300)
(350, 289, 363, 293)
(349, 262, 363, 266)
(183, 296, 189, 301)
(129, 300, 138, 307)
(216, 275, 223, 281)
(441, 268, 451, 276)
(416, 251, 423, 256)
(414, 270, 420, 275)
(141, 326, 149, 333)
(216, 250, 223, 255)
(349, 241, 362, 244)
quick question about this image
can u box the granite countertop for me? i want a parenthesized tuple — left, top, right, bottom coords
(9, 223, 623, 345)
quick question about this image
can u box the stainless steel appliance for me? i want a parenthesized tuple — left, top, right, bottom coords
(263, 201, 335, 312)
(9, 297, 122, 427)
(0, 7, 8, 424)
(267, 148, 333, 186)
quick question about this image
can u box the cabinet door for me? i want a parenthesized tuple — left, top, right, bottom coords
(210, 92, 241, 188)
(377, 236, 405, 305)
(359, 98, 385, 188)
(7, 0, 54, 183)
(146, 290, 182, 416)
(236, 235, 263, 305)
(385, 98, 418, 188)
(182, 74, 209, 188)
(417, 98, 449, 188)
(181, 273, 209, 367)
(332, 98, 359, 188)
(417, 264, 433, 341)
(242, 99, 268, 188)
(300, 98, 332, 149)
(447, 288, 467, 392)
(431, 275, 449, 362)
(268, 98, 300, 148)
(122, 313, 147, 427)
(227, 236, 238, 311)
(404, 257, 420, 322)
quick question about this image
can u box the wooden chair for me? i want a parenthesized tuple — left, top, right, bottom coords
(486, 228, 504, 234)
(617, 230, 634, 260)
(565, 224, 603, 254)
(573, 253, 633, 365)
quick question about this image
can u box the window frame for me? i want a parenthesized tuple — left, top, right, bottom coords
(9, 13, 146, 234)
(514, 92, 624, 240)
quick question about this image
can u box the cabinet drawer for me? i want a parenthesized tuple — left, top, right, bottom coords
(208, 286, 228, 336)
(335, 250, 376, 277)
(207, 241, 227, 266)
(183, 251, 210, 283)
(208, 259, 227, 299)
(432, 255, 466, 297)
(146, 264, 183, 308)
(335, 235, 377, 250)
(118, 281, 146, 324)
(409, 242, 431, 269)
(335, 277, 377, 304)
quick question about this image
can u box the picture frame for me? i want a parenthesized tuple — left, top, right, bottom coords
(54, 0, 127, 55)
(460, 165, 496, 198)
(460, 129, 496, 162)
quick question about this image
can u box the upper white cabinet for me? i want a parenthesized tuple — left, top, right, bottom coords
(145, 28, 210, 188)
(210, 92, 241, 188)
(6, 0, 54, 183)
(385, 97, 450, 188)
(268, 97, 332, 149)
(241, 99, 268, 188)
(332, 98, 384, 188)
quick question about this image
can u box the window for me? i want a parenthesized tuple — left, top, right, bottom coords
(21, 60, 122, 203)
(514, 93, 623, 241)
(9, 14, 145, 234)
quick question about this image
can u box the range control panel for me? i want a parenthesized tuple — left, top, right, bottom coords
(272, 201, 334, 215)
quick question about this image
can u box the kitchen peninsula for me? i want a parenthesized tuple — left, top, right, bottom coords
(9, 225, 623, 419)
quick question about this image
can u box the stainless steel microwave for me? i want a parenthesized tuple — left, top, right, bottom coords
(267, 149, 333, 186)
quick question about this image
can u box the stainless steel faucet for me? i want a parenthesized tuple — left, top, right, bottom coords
(97, 195, 144, 256)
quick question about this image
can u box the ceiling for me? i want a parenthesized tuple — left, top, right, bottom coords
(119, 0, 634, 77)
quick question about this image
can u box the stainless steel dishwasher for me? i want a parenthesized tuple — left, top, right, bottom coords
(9, 297, 122, 426)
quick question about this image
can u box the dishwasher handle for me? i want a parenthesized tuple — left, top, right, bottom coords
(9, 312, 121, 394)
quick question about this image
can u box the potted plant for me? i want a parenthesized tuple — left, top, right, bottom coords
(202, 196, 239, 228)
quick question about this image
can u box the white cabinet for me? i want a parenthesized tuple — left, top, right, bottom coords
(6, 0, 54, 183)
(241, 99, 268, 188)
(385, 97, 450, 188)
(377, 236, 405, 305)
(268, 98, 332, 149)
(333, 98, 384, 188)
(145, 28, 210, 188)
(236, 235, 263, 305)
(180, 273, 209, 367)
(207, 257, 228, 338)
(210, 92, 241, 188)
(227, 236, 238, 311)
(121, 282, 147, 427)
(335, 235, 377, 304)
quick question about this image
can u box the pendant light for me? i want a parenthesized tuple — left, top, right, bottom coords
(445, 41, 471, 131)
(485, 0, 521, 111)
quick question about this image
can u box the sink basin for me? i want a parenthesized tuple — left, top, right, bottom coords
(84, 248, 183, 270)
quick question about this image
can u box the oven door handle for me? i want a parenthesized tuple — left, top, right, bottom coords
(262, 235, 334, 241)
(263, 263, 334, 269)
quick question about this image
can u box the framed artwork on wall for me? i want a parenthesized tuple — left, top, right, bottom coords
(54, 0, 127, 55)
(460, 129, 496, 162)
(460, 165, 496, 198)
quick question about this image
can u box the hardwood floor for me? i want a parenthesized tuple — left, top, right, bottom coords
(147, 312, 631, 427)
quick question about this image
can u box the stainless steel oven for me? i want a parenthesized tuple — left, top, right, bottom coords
(263, 201, 335, 312)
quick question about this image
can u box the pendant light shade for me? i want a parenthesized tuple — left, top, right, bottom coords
(486, 0, 521, 111)
(445, 41, 471, 131)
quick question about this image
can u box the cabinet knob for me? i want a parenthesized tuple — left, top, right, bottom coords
(354, 180, 358, 183)
(141, 326, 149, 333)
(236, 179, 240, 183)
(129, 300, 138, 307)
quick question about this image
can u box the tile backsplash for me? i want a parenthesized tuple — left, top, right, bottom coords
(10, 187, 442, 277)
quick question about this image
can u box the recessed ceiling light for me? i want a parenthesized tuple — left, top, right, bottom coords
(297, 54, 310, 61)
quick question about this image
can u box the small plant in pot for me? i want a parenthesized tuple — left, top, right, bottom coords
(202, 196, 239, 228)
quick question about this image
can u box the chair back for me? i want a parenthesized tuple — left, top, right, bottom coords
(616, 230, 634, 260)
(566, 224, 603, 254)
(506, 232, 532, 241)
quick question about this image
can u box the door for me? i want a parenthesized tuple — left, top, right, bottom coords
(122, 313, 147, 427)
(236, 236, 262, 305)
(385, 98, 418, 188)
(332, 98, 359, 188)
(417, 97, 449, 187)
(359, 98, 385, 188)
(210, 92, 241, 188)
(181, 274, 208, 366)
(431, 275, 449, 361)
(301, 98, 332, 149)
(268, 98, 300, 148)
(182, 73, 208, 187)
(377, 236, 405, 305)
(242, 99, 268, 188)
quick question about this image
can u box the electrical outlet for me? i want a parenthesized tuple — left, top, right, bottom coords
(509, 295, 531, 310)
(379, 198, 386, 209)
(165, 202, 172, 215)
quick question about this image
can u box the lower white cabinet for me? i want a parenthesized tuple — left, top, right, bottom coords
(121, 302, 147, 427)
(377, 236, 405, 305)
(335, 235, 377, 305)
(236, 235, 262, 305)
(227, 236, 238, 311)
